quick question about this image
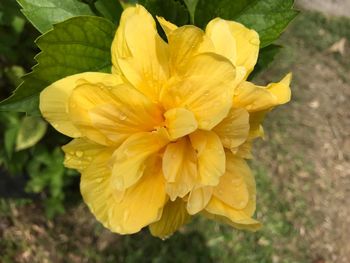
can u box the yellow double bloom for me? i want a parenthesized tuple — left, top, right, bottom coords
(40, 5, 291, 238)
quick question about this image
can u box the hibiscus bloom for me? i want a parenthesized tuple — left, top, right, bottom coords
(40, 5, 291, 238)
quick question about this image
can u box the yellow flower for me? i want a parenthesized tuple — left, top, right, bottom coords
(39, 5, 291, 238)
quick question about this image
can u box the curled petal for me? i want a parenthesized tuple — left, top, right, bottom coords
(162, 138, 197, 200)
(166, 25, 214, 74)
(149, 199, 190, 238)
(189, 130, 225, 186)
(68, 82, 163, 146)
(111, 4, 169, 101)
(111, 131, 169, 191)
(162, 53, 236, 130)
(108, 156, 168, 234)
(205, 153, 259, 229)
(213, 108, 250, 149)
(233, 73, 292, 112)
(39, 72, 122, 138)
(206, 18, 260, 78)
(213, 153, 250, 209)
(164, 108, 198, 140)
(80, 149, 123, 230)
(81, 151, 167, 234)
(187, 186, 213, 215)
(156, 16, 178, 37)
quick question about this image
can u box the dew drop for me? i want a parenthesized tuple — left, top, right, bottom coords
(75, 151, 83, 157)
(119, 113, 127, 121)
(95, 178, 103, 183)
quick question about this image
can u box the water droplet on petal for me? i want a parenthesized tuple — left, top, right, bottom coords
(75, 151, 83, 157)
(95, 177, 103, 183)
(119, 112, 127, 121)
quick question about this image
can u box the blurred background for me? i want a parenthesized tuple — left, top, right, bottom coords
(0, 0, 349, 262)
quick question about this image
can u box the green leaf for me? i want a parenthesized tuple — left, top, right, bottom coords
(16, 116, 47, 151)
(0, 16, 116, 115)
(195, 0, 298, 47)
(4, 127, 19, 159)
(95, 0, 123, 23)
(17, 0, 94, 33)
(138, 0, 189, 26)
(249, 44, 282, 79)
(183, 0, 199, 24)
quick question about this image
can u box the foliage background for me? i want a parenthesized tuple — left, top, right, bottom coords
(1, 0, 349, 262)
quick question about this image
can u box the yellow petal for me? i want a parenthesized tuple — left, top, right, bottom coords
(205, 18, 236, 65)
(161, 53, 236, 130)
(213, 152, 249, 209)
(164, 108, 198, 140)
(111, 131, 169, 191)
(213, 108, 249, 149)
(167, 25, 214, 74)
(39, 72, 122, 138)
(248, 110, 268, 138)
(111, 5, 169, 101)
(203, 211, 261, 231)
(80, 149, 122, 230)
(268, 73, 292, 103)
(189, 130, 225, 186)
(149, 198, 190, 238)
(156, 16, 178, 37)
(233, 73, 292, 112)
(187, 186, 213, 215)
(232, 140, 253, 159)
(205, 153, 258, 226)
(162, 138, 197, 200)
(206, 18, 260, 77)
(62, 138, 106, 171)
(81, 150, 167, 234)
(69, 82, 163, 146)
(108, 156, 168, 234)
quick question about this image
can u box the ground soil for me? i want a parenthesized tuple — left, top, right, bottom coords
(297, 0, 350, 18)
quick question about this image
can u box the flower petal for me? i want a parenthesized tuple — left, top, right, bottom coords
(62, 138, 106, 171)
(187, 186, 213, 215)
(149, 199, 190, 238)
(39, 72, 122, 138)
(189, 130, 225, 186)
(233, 73, 292, 112)
(156, 16, 178, 37)
(80, 149, 121, 230)
(162, 138, 197, 200)
(206, 18, 260, 77)
(111, 131, 169, 191)
(232, 140, 253, 159)
(81, 151, 167, 234)
(164, 108, 198, 140)
(161, 53, 236, 130)
(69, 82, 164, 146)
(203, 211, 261, 231)
(111, 5, 169, 101)
(167, 25, 214, 74)
(205, 153, 258, 227)
(205, 18, 236, 65)
(213, 152, 250, 209)
(213, 108, 249, 149)
(108, 156, 168, 234)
